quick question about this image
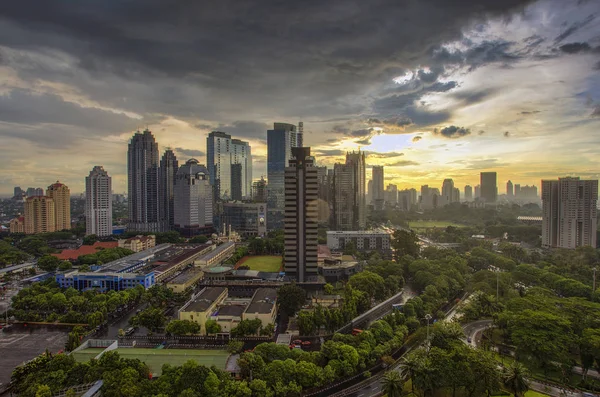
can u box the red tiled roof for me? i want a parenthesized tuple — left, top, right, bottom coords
(318, 245, 331, 257)
(52, 241, 118, 260)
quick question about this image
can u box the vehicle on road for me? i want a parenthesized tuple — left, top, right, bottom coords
(124, 327, 137, 336)
(467, 337, 472, 343)
(2, 324, 13, 332)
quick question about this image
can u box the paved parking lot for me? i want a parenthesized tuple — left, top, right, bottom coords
(0, 330, 67, 387)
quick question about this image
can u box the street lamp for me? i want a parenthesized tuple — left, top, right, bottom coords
(425, 314, 432, 342)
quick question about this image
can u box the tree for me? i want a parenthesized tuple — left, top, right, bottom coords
(324, 283, 334, 295)
(297, 311, 315, 335)
(231, 319, 263, 337)
(130, 307, 167, 332)
(58, 261, 73, 271)
(188, 235, 208, 244)
(381, 370, 404, 397)
(348, 271, 386, 301)
(37, 255, 62, 272)
(502, 362, 529, 397)
(277, 283, 306, 316)
(65, 326, 85, 352)
(205, 319, 222, 335)
(35, 385, 52, 397)
(166, 320, 201, 335)
(392, 229, 420, 259)
(227, 340, 244, 354)
(82, 234, 98, 245)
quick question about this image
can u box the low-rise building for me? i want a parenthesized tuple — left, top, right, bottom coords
(118, 235, 156, 252)
(56, 270, 155, 292)
(52, 241, 119, 261)
(151, 244, 212, 282)
(178, 287, 228, 334)
(326, 230, 392, 258)
(195, 242, 236, 267)
(166, 269, 204, 293)
(242, 288, 277, 328)
(210, 304, 246, 333)
(319, 258, 364, 282)
(9, 217, 25, 233)
(311, 294, 344, 309)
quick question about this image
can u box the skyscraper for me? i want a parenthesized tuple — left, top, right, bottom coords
(507, 180, 514, 197)
(284, 147, 318, 282)
(385, 184, 398, 206)
(333, 151, 366, 230)
(207, 131, 232, 200)
(398, 188, 417, 211)
(480, 172, 497, 203)
(231, 138, 252, 199)
(24, 196, 55, 234)
(128, 129, 160, 232)
(514, 184, 521, 198)
(316, 166, 331, 224)
(464, 185, 473, 201)
(85, 166, 112, 237)
(542, 177, 598, 249)
(159, 149, 178, 232)
(474, 185, 481, 199)
(267, 122, 302, 228)
(372, 166, 385, 210)
(252, 177, 268, 202)
(231, 163, 243, 201)
(420, 185, 440, 210)
(13, 187, 23, 198)
(46, 181, 71, 231)
(441, 178, 456, 206)
(174, 159, 213, 236)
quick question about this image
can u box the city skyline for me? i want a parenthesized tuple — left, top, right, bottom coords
(1, 0, 599, 195)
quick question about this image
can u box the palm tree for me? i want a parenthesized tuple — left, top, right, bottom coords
(382, 370, 404, 397)
(400, 353, 422, 395)
(503, 362, 530, 397)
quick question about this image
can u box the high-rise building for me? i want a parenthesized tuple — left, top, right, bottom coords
(367, 179, 373, 206)
(385, 184, 398, 206)
(464, 185, 473, 201)
(85, 166, 112, 237)
(441, 179, 457, 206)
(207, 131, 232, 200)
(159, 149, 178, 232)
(231, 163, 243, 201)
(223, 202, 267, 238)
(398, 188, 417, 211)
(316, 166, 331, 224)
(514, 184, 521, 198)
(507, 180, 513, 197)
(26, 187, 36, 197)
(519, 185, 538, 202)
(284, 147, 318, 282)
(231, 139, 252, 199)
(372, 166, 385, 210)
(24, 196, 55, 234)
(252, 177, 268, 202)
(127, 129, 160, 232)
(474, 185, 481, 199)
(46, 181, 71, 231)
(420, 185, 440, 210)
(542, 177, 598, 249)
(174, 159, 213, 236)
(480, 172, 497, 203)
(13, 187, 23, 198)
(333, 151, 366, 230)
(35, 188, 44, 196)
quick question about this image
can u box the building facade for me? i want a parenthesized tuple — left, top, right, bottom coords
(284, 147, 318, 282)
(326, 230, 392, 258)
(85, 166, 112, 237)
(480, 172, 497, 203)
(231, 138, 252, 199)
(385, 184, 398, 206)
(372, 165, 385, 210)
(222, 202, 267, 237)
(464, 185, 473, 201)
(118, 235, 156, 252)
(56, 270, 155, 292)
(507, 180, 513, 197)
(333, 151, 366, 230)
(420, 185, 440, 210)
(207, 131, 232, 200)
(9, 217, 25, 233)
(173, 159, 213, 236)
(159, 149, 178, 232)
(24, 196, 56, 234)
(252, 177, 268, 202)
(398, 188, 417, 211)
(541, 177, 598, 249)
(46, 181, 71, 231)
(127, 129, 160, 232)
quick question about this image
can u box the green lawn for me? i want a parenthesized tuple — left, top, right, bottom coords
(408, 220, 465, 229)
(237, 255, 282, 272)
(73, 348, 229, 376)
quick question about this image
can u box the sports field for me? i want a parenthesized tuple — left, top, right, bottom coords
(408, 220, 464, 229)
(72, 348, 106, 362)
(73, 348, 229, 375)
(236, 255, 282, 272)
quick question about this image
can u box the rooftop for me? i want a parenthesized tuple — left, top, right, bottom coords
(98, 243, 172, 273)
(214, 304, 245, 317)
(168, 268, 204, 284)
(199, 241, 235, 261)
(327, 230, 391, 236)
(182, 287, 227, 312)
(245, 288, 277, 314)
(52, 241, 119, 261)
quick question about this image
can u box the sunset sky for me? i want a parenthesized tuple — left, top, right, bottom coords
(0, 0, 599, 196)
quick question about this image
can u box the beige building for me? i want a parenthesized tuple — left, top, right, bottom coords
(166, 269, 204, 293)
(9, 217, 25, 234)
(210, 305, 245, 333)
(118, 235, 156, 252)
(195, 242, 235, 266)
(242, 288, 277, 328)
(178, 287, 228, 334)
(46, 181, 71, 231)
(24, 196, 56, 234)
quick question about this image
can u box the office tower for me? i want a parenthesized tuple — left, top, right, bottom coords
(385, 184, 398, 206)
(464, 185, 473, 201)
(35, 188, 44, 196)
(159, 149, 178, 232)
(24, 196, 55, 234)
(398, 188, 417, 211)
(514, 184, 521, 198)
(46, 181, 71, 231)
(207, 131, 232, 200)
(474, 185, 481, 199)
(453, 187, 460, 202)
(420, 185, 440, 210)
(480, 172, 497, 203)
(231, 139, 252, 199)
(223, 202, 267, 238)
(284, 147, 318, 282)
(367, 179, 373, 205)
(252, 177, 268, 202)
(127, 129, 160, 232)
(85, 166, 113, 237)
(507, 180, 514, 197)
(333, 150, 366, 230)
(316, 166, 331, 224)
(231, 163, 243, 201)
(25, 188, 35, 197)
(13, 187, 23, 198)
(441, 179, 456, 206)
(174, 159, 213, 236)
(372, 166, 385, 210)
(520, 185, 538, 202)
(542, 177, 598, 249)
(267, 122, 302, 210)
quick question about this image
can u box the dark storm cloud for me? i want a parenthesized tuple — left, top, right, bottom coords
(519, 110, 540, 115)
(175, 147, 204, 158)
(559, 42, 591, 53)
(452, 89, 497, 106)
(591, 106, 600, 117)
(215, 121, 271, 141)
(365, 152, 404, 159)
(388, 160, 419, 167)
(314, 149, 346, 157)
(0, 0, 535, 128)
(554, 14, 596, 44)
(412, 136, 422, 142)
(434, 125, 471, 138)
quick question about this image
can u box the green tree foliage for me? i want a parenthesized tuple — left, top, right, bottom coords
(502, 362, 530, 397)
(82, 234, 98, 245)
(297, 311, 316, 335)
(231, 319, 263, 337)
(18, 236, 54, 257)
(130, 307, 167, 332)
(381, 370, 404, 397)
(0, 239, 30, 267)
(166, 320, 201, 335)
(78, 247, 134, 265)
(65, 326, 85, 351)
(392, 229, 420, 259)
(188, 235, 208, 244)
(227, 340, 244, 354)
(205, 319, 222, 334)
(277, 283, 306, 316)
(348, 271, 386, 301)
(37, 255, 62, 272)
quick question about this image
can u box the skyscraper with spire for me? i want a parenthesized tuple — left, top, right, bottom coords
(127, 129, 160, 232)
(159, 149, 178, 231)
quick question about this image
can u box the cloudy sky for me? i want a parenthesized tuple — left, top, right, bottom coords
(1, 0, 599, 196)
